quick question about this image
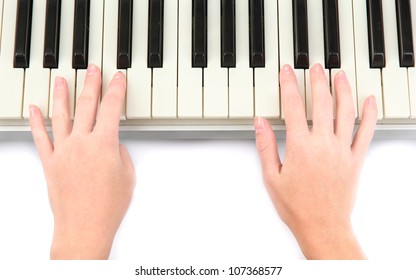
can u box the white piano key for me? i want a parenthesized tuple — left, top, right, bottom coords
(102, 0, 126, 119)
(352, 0, 383, 120)
(177, 0, 203, 118)
(23, 0, 50, 119)
(0, 0, 24, 119)
(330, 0, 358, 118)
(49, 0, 76, 119)
(408, 0, 416, 119)
(381, 0, 410, 119)
(278, 0, 306, 119)
(0, 0, 4, 41)
(126, 0, 151, 119)
(254, 0, 279, 119)
(204, 0, 228, 119)
(229, 0, 253, 118)
(152, 0, 178, 119)
(305, 0, 329, 121)
(76, 0, 104, 104)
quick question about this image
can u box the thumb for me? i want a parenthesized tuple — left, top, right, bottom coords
(255, 117, 282, 178)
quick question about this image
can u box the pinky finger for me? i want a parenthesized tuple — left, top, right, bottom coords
(29, 105, 54, 162)
(352, 96, 378, 159)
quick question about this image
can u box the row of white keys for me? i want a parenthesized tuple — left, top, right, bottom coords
(127, 0, 151, 119)
(331, 0, 357, 117)
(381, 0, 410, 119)
(0, 0, 24, 119)
(254, 0, 279, 119)
(229, 0, 253, 118)
(103, 0, 126, 118)
(278, 0, 306, 119)
(409, 0, 416, 118)
(152, 0, 178, 119)
(352, 0, 383, 120)
(305, 0, 329, 120)
(23, 0, 50, 119)
(204, 0, 228, 119)
(48, 0, 76, 119)
(177, 0, 202, 118)
(76, 0, 104, 104)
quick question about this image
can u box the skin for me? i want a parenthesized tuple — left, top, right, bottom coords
(30, 63, 377, 260)
(30, 65, 136, 259)
(255, 64, 378, 259)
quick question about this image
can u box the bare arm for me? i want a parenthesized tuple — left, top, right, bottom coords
(255, 64, 377, 259)
(30, 65, 136, 259)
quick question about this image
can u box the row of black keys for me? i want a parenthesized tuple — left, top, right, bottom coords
(12, 0, 415, 71)
(295, 0, 414, 69)
(13, 0, 270, 69)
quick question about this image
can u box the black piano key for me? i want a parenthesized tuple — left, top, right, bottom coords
(44, 0, 61, 68)
(249, 0, 265, 68)
(395, 0, 414, 67)
(192, 0, 207, 68)
(293, 0, 309, 69)
(148, 0, 164, 68)
(221, 0, 236, 68)
(14, 0, 33, 69)
(117, 0, 133, 69)
(72, 0, 90, 69)
(366, 0, 385, 68)
(323, 0, 341, 69)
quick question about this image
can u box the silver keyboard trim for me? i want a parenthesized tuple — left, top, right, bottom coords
(1, 123, 416, 140)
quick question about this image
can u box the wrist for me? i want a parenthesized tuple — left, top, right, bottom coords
(294, 222, 366, 260)
(51, 226, 114, 260)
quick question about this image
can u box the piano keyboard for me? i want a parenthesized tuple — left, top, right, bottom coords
(1, 0, 416, 139)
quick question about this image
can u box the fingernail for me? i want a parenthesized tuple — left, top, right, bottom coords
(313, 64, 324, 73)
(114, 71, 124, 79)
(368, 95, 376, 105)
(254, 117, 264, 131)
(29, 105, 36, 118)
(55, 76, 64, 88)
(87, 64, 98, 74)
(281, 64, 293, 74)
(336, 70, 347, 81)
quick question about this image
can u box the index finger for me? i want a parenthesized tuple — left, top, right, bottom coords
(94, 72, 126, 138)
(280, 65, 309, 137)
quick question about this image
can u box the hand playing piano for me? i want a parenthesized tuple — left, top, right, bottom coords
(255, 64, 378, 260)
(29, 65, 136, 259)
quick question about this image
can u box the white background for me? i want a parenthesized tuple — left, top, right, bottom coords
(0, 136, 415, 264)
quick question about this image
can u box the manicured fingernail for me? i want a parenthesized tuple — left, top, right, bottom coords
(254, 117, 264, 131)
(55, 76, 64, 88)
(87, 64, 98, 74)
(114, 71, 124, 79)
(281, 64, 293, 74)
(29, 105, 36, 118)
(313, 63, 324, 73)
(368, 95, 376, 105)
(336, 70, 347, 81)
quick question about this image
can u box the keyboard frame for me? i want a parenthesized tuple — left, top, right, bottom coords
(1, 120, 416, 140)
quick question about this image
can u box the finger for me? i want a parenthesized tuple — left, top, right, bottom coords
(310, 63, 334, 133)
(280, 64, 308, 137)
(94, 72, 126, 138)
(52, 77, 72, 143)
(73, 64, 102, 134)
(29, 105, 53, 162)
(334, 71, 356, 143)
(352, 96, 378, 159)
(255, 117, 282, 179)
